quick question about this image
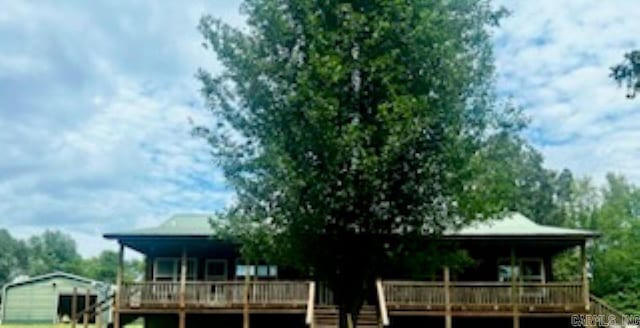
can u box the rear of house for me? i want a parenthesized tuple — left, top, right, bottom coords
(1, 272, 110, 324)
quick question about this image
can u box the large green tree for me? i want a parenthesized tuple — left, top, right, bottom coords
(0, 229, 28, 288)
(468, 132, 575, 226)
(611, 50, 640, 99)
(552, 174, 640, 314)
(589, 174, 640, 314)
(27, 230, 83, 276)
(197, 1, 512, 324)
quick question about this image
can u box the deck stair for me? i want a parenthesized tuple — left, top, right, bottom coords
(314, 305, 339, 328)
(589, 295, 637, 328)
(312, 305, 380, 328)
(355, 305, 380, 328)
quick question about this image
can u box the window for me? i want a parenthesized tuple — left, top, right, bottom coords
(153, 258, 197, 281)
(235, 264, 255, 277)
(155, 258, 176, 281)
(235, 260, 278, 278)
(205, 260, 227, 281)
(521, 259, 544, 282)
(498, 263, 519, 282)
(497, 258, 544, 282)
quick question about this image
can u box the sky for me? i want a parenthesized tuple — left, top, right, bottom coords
(0, 0, 638, 258)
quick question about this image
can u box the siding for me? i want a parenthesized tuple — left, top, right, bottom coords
(3, 276, 98, 323)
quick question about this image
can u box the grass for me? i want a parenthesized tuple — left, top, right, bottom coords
(1, 326, 99, 328)
(1, 324, 142, 328)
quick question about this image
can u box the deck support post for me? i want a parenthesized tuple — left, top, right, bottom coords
(114, 243, 124, 328)
(581, 242, 590, 311)
(72, 287, 78, 328)
(511, 247, 519, 328)
(179, 311, 186, 328)
(243, 260, 251, 328)
(179, 247, 187, 328)
(444, 266, 452, 328)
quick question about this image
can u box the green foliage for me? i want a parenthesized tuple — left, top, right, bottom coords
(467, 132, 574, 226)
(83, 250, 143, 283)
(590, 175, 640, 314)
(196, 0, 515, 322)
(552, 249, 580, 282)
(27, 230, 84, 276)
(611, 50, 640, 98)
(552, 175, 640, 314)
(0, 230, 143, 288)
(0, 229, 29, 287)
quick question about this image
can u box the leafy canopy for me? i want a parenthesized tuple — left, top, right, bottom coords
(611, 50, 640, 99)
(0, 229, 28, 287)
(197, 0, 513, 320)
(0, 229, 142, 288)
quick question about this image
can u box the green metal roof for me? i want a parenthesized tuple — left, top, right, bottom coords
(104, 213, 215, 238)
(445, 212, 598, 239)
(105, 212, 598, 240)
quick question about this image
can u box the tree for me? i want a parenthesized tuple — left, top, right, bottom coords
(197, 1, 511, 325)
(553, 174, 640, 314)
(466, 132, 576, 226)
(551, 177, 598, 282)
(611, 50, 640, 98)
(589, 174, 640, 314)
(83, 250, 144, 283)
(0, 229, 28, 287)
(27, 230, 83, 276)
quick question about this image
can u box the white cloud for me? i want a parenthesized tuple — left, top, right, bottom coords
(0, 0, 244, 257)
(494, 0, 640, 183)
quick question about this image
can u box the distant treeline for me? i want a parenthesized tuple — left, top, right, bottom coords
(0, 229, 142, 288)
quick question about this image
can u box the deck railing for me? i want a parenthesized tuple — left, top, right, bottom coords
(590, 295, 627, 326)
(119, 281, 310, 309)
(383, 281, 584, 309)
(119, 280, 585, 313)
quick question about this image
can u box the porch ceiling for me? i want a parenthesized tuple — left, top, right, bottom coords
(115, 236, 237, 257)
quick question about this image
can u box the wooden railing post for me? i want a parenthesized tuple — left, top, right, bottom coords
(72, 287, 78, 328)
(444, 267, 452, 328)
(376, 279, 389, 326)
(114, 243, 123, 328)
(581, 242, 590, 311)
(306, 281, 316, 327)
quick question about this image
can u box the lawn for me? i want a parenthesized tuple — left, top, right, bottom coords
(1, 324, 142, 328)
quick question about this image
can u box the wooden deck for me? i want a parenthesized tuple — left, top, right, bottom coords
(382, 280, 587, 317)
(117, 280, 587, 316)
(118, 280, 310, 313)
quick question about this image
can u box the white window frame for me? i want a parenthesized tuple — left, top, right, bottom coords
(153, 257, 198, 281)
(234, 259, 278, 279)
(205, 259, 228, 281)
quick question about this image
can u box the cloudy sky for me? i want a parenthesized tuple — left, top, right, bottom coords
(0, 1, 638, 257)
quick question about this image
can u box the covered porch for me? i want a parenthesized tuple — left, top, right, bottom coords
(104, 215, 316, 328)
(375, 213, 598, 328)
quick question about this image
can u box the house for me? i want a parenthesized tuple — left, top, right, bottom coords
(104, 212, 620, 328)
(0, 271, 111, 325)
